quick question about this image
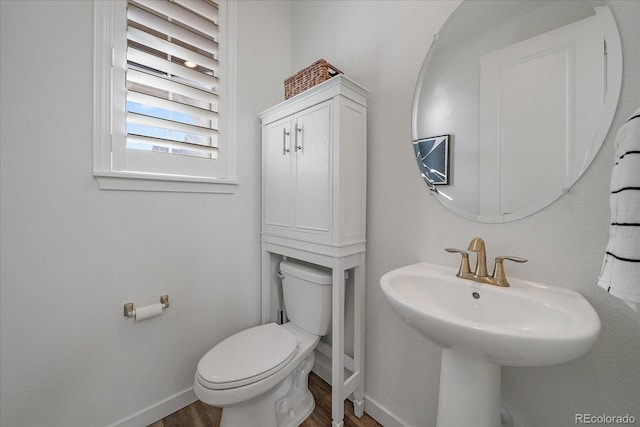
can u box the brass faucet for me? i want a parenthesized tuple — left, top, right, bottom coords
(445, 237, 527, 287)
(467, 237, 489, 278)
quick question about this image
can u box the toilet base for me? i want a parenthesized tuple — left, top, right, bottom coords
(220, 352, 316, 427)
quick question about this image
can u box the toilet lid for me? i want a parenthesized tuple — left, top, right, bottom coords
(196, 323, 298, 390)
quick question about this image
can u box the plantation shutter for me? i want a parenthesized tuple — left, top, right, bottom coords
(124, 0, 220, 176)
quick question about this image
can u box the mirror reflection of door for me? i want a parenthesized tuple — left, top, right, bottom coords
(479, 8, 607, 216)
(412, 0, 622, 223)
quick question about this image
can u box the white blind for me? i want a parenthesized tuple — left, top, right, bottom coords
(126, 0, 219, 160)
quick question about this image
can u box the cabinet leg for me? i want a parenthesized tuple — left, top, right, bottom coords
(261, 245, 271, 323)
(354, 396, 365, 418)
(353, 387, 364, 418)
(353, 256, 366, 418)
(331, 264, 345, 427)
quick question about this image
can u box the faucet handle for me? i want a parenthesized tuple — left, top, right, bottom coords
(445, 248, 472, 278)
(492, 256, 528, 287)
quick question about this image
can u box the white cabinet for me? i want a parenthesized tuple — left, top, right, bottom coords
(259, 76, 368, 427)
(260, 76, 367, 252)
(263, 101, 332, 240)
(263, 116, 295, 230)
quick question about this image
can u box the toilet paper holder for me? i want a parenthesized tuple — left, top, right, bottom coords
(124, 295, 169, 318)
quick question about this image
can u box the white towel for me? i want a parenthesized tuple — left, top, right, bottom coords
(598, 108, 640, 311)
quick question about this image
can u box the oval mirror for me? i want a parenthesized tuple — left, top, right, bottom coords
(412, 0, 622, 223)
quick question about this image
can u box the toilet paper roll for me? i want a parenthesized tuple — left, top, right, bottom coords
(134, 303, 163, 321)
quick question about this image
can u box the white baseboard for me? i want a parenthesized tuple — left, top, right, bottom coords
(109, 387, 197, 427)
(312, 348, 333, 384)
(362, 395, 407, 427)
(312, 349, 408, 427)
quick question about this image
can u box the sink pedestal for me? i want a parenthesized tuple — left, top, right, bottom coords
(437, 348, 501, 427)
(380, 262, 601, 426)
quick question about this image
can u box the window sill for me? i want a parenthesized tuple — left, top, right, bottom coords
(94, 171, 238, 194)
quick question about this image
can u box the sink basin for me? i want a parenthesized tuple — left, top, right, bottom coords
(380, 262, 601, 427)
(380, 262, 600, 366)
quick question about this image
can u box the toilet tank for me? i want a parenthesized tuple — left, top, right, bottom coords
(279, 260, 332, 336)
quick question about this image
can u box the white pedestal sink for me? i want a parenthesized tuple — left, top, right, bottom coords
(380, 262, 600, 427)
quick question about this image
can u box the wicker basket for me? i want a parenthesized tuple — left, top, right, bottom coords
(284, 59, 343, 99)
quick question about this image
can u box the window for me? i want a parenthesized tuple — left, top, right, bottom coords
(94, 0, 237, 193)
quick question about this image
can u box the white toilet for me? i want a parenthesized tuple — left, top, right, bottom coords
(194, 259, 332, 427)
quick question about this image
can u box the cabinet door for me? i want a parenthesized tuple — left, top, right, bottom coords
(264, 117, 293, 231)
(293, 101, 332, 236)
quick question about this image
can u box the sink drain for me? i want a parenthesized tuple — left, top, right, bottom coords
(472, 292, 480, 299)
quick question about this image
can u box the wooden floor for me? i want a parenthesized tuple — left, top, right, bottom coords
(149, 372, 382, 427)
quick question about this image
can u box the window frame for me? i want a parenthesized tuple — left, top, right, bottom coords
(93, 0, 237, 193)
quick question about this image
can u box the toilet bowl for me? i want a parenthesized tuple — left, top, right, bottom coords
(194, 260, 332, 427)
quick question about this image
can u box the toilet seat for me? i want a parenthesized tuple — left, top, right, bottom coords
(197, 323, 298, 390)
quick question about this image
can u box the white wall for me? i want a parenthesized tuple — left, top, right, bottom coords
(292, 1, 640, 426)
(2, 1, 638, 426)
(0, 1, 291, 426)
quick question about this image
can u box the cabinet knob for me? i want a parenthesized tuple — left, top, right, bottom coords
(295, 126, 302, 151)
(282, 128, 290, 155)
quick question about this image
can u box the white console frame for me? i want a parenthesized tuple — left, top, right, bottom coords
(261, 240, 365, 427)
(259, 76, 368, 427)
